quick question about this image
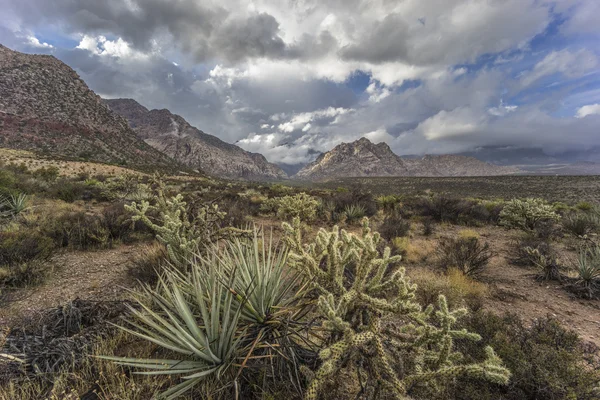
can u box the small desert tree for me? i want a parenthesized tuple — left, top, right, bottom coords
(283, 217, 510, 400)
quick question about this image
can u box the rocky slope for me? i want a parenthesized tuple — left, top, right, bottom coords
(105, 99, 287, 180)
(0, 45, 177, 169)
(295, 137, 519, 180)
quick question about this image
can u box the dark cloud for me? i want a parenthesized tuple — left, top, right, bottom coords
(340, 14, 409, 63)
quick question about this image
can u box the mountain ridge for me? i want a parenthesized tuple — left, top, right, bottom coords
(295, 137, 520, 180)
(0, 44, 178, 169)
(104, 98, 287, 180)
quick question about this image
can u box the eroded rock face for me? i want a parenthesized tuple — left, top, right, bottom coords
(295, 137, 520, 180)
(0, 45, 176, 169)
(105, 98, 287, 180)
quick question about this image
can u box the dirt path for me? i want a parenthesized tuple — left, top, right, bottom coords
(0, 243, 145, 327)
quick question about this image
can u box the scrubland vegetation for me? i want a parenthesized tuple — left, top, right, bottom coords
(1, 158, 600, 399)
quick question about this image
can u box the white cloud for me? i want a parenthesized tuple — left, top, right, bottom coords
(76, 35, 148, 59)
(576, 104, 600, 118)
(416, 108, 484, 140)
(27, 35, 53, 48)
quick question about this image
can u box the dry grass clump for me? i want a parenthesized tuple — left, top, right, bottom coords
(410, 268, 489, 311)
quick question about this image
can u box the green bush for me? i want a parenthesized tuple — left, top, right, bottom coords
(437, 236, 493, 278)
(378, 213, 410, 240)
(499, 198, 560, 231)
(0, 229, 54, 286)
(562, 211, 600, 237)
(439, 312, 600, 400)
(33, 166, 60, 182)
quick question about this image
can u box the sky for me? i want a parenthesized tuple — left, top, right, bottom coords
(1, 0, 599, 166)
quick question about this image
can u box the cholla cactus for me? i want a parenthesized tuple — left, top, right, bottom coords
(263, 192, 319, 222)
(499, 198, 560, 231)
(126, 178, 247, 269)
(283, 217, 510, 399)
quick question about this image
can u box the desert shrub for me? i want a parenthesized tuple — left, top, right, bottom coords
(418, 195, 463, 222)
(100, 202, 148, 244)
(574, 245, 600, 299)
(418, 195, 490, 225)
(562, 211, 600, 237)
(283, 217, 509, 399)
(412, 268, 488, 311)
(330, 187, 377, 217)
(422, 217, 435, 236)
(482, 200, 505, 224)
(33, 166, 60, 182)
(499, 198, 560, 232)
(524, 246, 561, 280)
(264, 192, 319, 222)
(438, 236, 493, 278)
(378, 213, 410, 240)
(0, 229, 54, 286)
(48, 179, 86, 203)
(0, 169, 17, 191)
(442, 312, 600, 400)
(36, 210, 112, 250)
(127, 242, 167, 284)
(509, 235, 553, 267)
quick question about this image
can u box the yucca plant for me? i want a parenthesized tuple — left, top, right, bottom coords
(0, 193, 29, 218)
(376, 195, 399, 213)
(343, 203, 365, 223)
(100, 262, 245, 399)
(103, 226, 313, 398)
(562, 212, 600, 237)
(576, 245, 600, 298)
(215, 229, 305, 325)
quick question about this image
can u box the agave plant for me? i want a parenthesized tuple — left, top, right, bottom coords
(99, 262, 245, 399)
(343, 203, 366, 223)
(0, 193, 29, 218)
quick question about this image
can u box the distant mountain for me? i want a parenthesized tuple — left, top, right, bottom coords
(0, 45, 177, 169)
(105, 99, 287, 180)
(295, 137, 519, 180)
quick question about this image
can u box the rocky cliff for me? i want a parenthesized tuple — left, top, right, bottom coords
(105, 98, 287, 180)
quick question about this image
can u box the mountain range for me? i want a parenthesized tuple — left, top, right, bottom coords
(1, 43, 599, 180)
(104, 99, 286, 180)
(295, 138, 519, 180)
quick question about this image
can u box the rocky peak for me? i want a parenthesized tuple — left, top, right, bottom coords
(295, 137, 409, 180)
(295, 137, 520, 180)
